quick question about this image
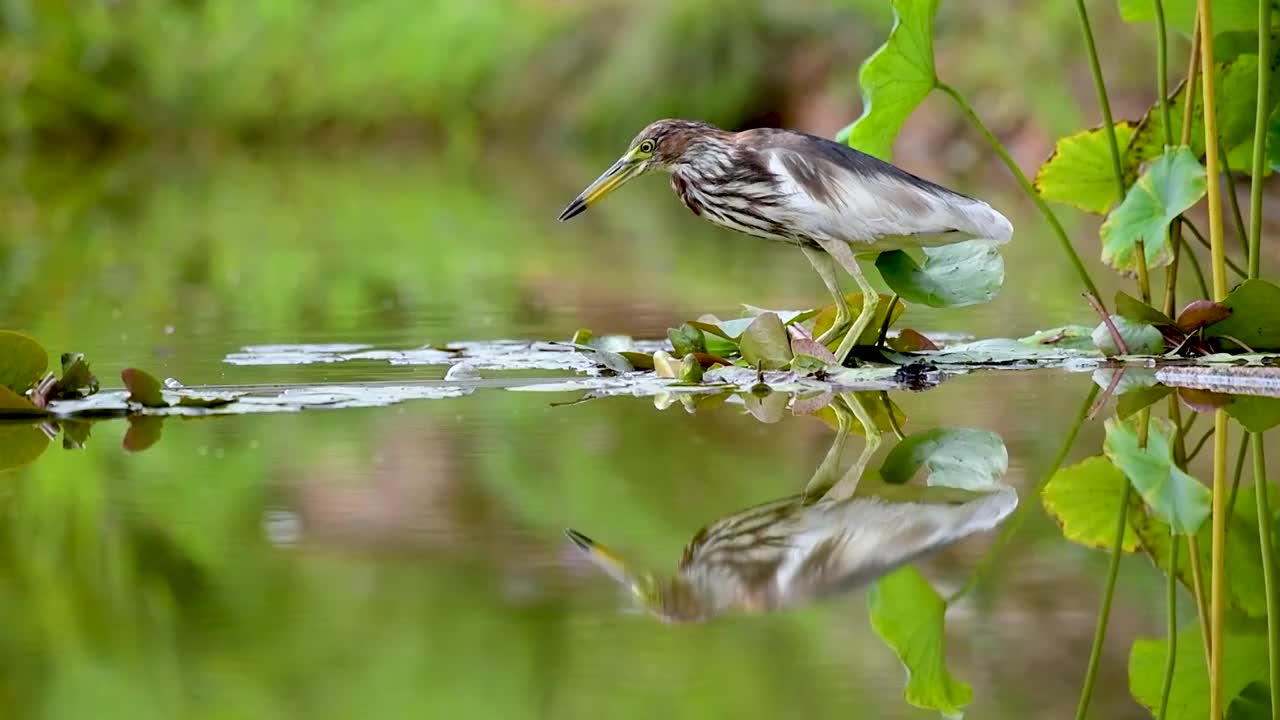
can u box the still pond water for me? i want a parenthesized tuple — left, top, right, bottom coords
(0, 147, 1182, 718)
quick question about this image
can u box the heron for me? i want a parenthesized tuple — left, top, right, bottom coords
(558, 119, 1013, 365)
(563, 393, 1017, 622)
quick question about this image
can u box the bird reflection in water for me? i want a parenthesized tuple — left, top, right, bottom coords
(565, 392, 1017, 622)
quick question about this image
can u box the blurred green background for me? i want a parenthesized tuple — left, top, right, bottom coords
(0, 2, 1243, 718)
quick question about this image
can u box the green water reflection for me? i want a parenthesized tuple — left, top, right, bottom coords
(0, 150, 1168, 718)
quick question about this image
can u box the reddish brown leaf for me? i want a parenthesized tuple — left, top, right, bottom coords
(1175, 300, 1232, 333)
(888, 329, 939, 352)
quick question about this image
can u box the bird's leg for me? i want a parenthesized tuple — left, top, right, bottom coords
(801, 394, 851, 503)
(815, 238, 880, 365)
(826, 392, 881, 502)
(801, 246, 848, 345)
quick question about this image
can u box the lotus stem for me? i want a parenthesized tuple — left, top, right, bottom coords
(1157, 532, 1178, 720)
(1253, 434, 1279, 720)
(1249, 0, 1272, 279)
(936, 81, 1103, 302)
(1075, 478, 1130, 720)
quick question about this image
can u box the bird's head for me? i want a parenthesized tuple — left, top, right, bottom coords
(564, 527, 719, 622)
(558, 119, 719, 221)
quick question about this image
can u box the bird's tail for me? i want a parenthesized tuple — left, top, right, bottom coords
(950, 197, 1013, 245)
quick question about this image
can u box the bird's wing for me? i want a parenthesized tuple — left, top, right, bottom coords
(759, 136, 1012, 248)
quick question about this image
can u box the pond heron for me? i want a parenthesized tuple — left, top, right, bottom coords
(558, 120, 1013, 364)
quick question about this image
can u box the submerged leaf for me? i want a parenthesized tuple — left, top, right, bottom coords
(876, 241, 1004, 308)
(1035, 123, 1137, 213)
(837, 0, 939, 161)
(121, 368, 169, 408)
(1041, 456, 1140, 551)
(880, 428, 1008, 491)
(1101, 147, 1206, 274)
(868, 566, 972, 716)
(739, 313, 793, 370)
(1104, 416, 1210, 534)
(0, 331, 47, 394)
(1206, 278, 1280, 350)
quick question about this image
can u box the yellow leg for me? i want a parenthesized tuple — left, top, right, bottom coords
(801, 394, 851, 502)
(816, 238, 879, 365)
(826, 392, 881, 501)
(802, 246, 849, 345)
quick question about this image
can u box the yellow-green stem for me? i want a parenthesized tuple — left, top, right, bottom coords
(1073, 0, 1145, 300)
(1211, 410, 1228, 719)
(1166, 13, 1200, 307)
(1188, 533, 1213, 667)
(1157, 533, 1178, 720)
(1249, 0, 1272, 278)
(937, 81, 1103, 302)
(1199, 3, 1228, 709)
(1075, 478, 1130, 720)
(1253, 434, 1278, 720)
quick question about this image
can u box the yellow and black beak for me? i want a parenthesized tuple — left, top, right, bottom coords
(563, 528, 633, 584)
(558, 155, 642, 221)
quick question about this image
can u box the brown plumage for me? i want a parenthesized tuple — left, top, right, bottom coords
(559, 119, 1013, 364)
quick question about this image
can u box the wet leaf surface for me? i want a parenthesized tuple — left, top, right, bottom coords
(875, 241, 1004, 308)
(868, 566, 972, 716)
(738, 313, 793, 370)
(835, 0, 938, 161)
(1092, 316, 1164, 356)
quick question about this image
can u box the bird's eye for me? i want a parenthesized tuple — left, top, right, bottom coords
(637, 140, 656, 155)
